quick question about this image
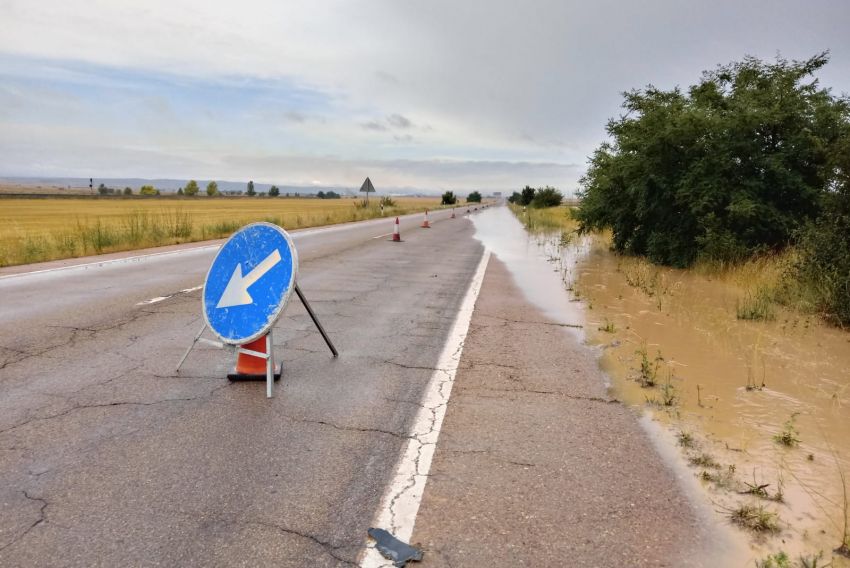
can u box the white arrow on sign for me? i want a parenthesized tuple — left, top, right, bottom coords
(216, 249, 282, 309)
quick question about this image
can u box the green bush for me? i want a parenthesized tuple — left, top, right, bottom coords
(791, 190, 850, 326)
(441, 191, 457, 205)
(531, 186, 563, 208)
(577, 52, 849, 267)
(467, 190, 482, 203)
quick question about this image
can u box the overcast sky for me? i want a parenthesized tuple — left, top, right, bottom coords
(1, 1, 849, 193)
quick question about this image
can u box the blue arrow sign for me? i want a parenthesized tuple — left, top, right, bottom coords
(203, 223, 298, 344)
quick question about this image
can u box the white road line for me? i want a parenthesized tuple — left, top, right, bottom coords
(371, 233, 392, 239)
(136, 284, 204, 306)
(137, 296, 170, 305)
(0, 244, 221, 281)
(360, 250, 491, 567)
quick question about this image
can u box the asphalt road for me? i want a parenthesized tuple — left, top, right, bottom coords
(0, 207, 480, 566)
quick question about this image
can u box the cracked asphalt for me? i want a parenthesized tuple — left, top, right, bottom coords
(410, 258, 740, 567)
(0, 208, 477, 566)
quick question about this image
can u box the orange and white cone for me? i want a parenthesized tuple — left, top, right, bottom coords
(421, 209, 431, 228)
(450, 208, 456, 219)
(227, 334, 281, 381)
(392, 216, 402, 242)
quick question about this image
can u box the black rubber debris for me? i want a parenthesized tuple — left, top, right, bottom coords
(367, 528, 424, 567)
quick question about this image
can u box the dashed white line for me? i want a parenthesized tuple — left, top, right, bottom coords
(359, 250, 491, 567)
(136, 284, 204, 306)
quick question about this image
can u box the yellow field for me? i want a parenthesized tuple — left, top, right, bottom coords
(0, 196, 442, 267)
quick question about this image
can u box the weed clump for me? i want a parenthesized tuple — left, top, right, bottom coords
(677, 431, 695, 448)
(774, 415, 801, 447)
(736, 287, 777, 320)
(635, 344, 662, 388)
(727, 503, 780, 533)
(754, 551, 790, 568)
(689, 452, 720, 469)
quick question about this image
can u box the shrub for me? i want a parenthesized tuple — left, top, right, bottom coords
(441, 191, 457, 205)
(207, 181, 220, 196)
(791, 189, 850, 326)
(184, 180, 199, 196)
(139, 185, 157, 196)
(577, 52, 849, 267)
(531, 186, 563, 208)
(467, 190, 482, 203)
(380, 196, 396, 207)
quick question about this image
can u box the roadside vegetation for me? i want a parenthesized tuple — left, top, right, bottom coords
(507, 54, 850, 563)
(0, 196, 440, 267)
(575, 52, 850, 328)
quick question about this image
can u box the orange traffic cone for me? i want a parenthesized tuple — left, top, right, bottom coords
(421, 209, 431, 228)
(391, 217, 402, 241)
(227, 334, 281, 381)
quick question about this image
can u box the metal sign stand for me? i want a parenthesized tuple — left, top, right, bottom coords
(177, 283, 337, 398)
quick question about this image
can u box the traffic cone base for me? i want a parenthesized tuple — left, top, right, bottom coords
(421, 209, 431, 228)
(227, 335, 282, 381)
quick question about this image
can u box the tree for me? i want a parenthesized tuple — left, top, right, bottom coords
(177, 188, 184, 195)
(519, 186, 535, 206)
(577, 52, 850, 267)
(441, 191, 457, 205)
(507, 191, 522, 204)
(97, 183, 108, 195)
(123, 187, 132, 195)
(139, 185, 157, 196)
(325, 190, 341, 199)
(246, 180, 256, 196)
(467, 191, 482, 203)
(207, 181, 219, 196)
(531, 186, 563, 208)
(269, 185, 280, 197)
(184, 179, 199, 196)
(317, 190, 326, 199)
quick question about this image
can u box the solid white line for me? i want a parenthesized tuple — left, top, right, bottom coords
(359, 250, 491, 567)
(0, 244, 221, 281)
(371, 233, 392, 239)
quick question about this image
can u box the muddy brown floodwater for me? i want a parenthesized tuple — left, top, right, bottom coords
(474, 206, 850, 567)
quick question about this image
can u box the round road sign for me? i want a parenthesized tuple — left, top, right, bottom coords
(202, 222, 298, 344)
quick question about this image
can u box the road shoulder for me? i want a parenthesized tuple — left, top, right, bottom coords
(410, 256, 724, 567)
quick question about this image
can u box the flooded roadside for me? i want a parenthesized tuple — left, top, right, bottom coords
(576, 233, 850, 566)
(469, 206, 748, 565)
(472, 205, 850, 567)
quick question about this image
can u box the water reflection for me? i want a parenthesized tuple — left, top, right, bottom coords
(470, 206, 587, 338)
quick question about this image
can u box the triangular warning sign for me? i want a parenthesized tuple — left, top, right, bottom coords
(359, 177, 375, 193)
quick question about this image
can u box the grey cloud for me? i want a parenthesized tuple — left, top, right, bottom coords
(361, 120, 387, 131)
(387, 114, 412, 129)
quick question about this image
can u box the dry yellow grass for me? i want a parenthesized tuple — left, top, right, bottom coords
(0, 196, 442, 267)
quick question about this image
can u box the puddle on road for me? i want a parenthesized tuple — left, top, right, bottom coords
(472, 206, 850, 565)
(470, 207, 587, 339)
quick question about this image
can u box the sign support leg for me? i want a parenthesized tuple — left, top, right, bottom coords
(176, 324, 207, 372)
(294, 284, 338, 358)
(266, 329, 274, 398)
